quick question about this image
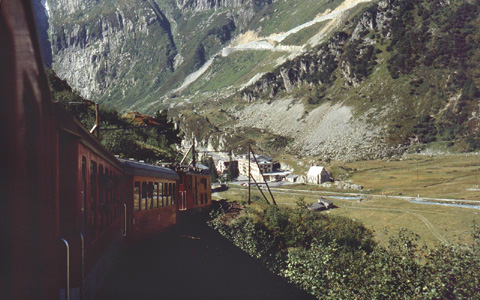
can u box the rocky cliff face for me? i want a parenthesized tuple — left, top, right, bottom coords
(47, 0, 177, 109)
(44, 0, 273, 110)
(33, 0, 52, 67)
(175, 0, 269, 11)
(42, 0, 480, 160)
(240, 1, 392, 102)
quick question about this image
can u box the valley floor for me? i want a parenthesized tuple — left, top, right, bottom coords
(216, 153, 480, 248)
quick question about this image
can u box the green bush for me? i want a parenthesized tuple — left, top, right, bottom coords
(210, 204, 480, 299)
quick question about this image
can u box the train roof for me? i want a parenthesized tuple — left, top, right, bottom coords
(120, 159, 179, 180)
(53, 102, 123, 170)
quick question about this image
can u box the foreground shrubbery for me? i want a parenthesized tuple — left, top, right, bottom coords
(210, 202, 480, 299)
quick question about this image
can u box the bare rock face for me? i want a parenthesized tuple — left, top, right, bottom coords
(33, 0, 52, 66)
(239, 0, 408, 101)
(233, 99, 387, 160)
(45, 0, 272, 109)
(47, 0, 177, 107)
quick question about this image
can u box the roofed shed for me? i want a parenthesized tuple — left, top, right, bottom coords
(307, 166, 330, 184)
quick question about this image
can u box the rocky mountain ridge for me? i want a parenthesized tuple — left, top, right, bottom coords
(40, 0, 480, 160)
(170, 0, 480, 160)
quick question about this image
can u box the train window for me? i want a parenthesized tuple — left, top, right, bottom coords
(172, 183, 176, 205)
(105, 168, 110, 226)
(142, 182, 148, 210)
(113, 173, 118, 220)
(159, 182, 164, 207)
(194, 177, 198, 206)
(154, 183, 159, 208)
(200, 193, 204, 205)
(148, 182, 154, 209)
(99, 165, 104, 233)
(81, 157, 87, 235)
(168, 182, 172, 206)
(90, 161, 98, 241)
(134, 181, 140, 211)
(163, 183, 168, 206)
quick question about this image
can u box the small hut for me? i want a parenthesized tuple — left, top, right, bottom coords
(307, 166, 330, 184)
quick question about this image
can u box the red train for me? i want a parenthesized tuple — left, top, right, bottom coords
(0, 1, 211, 300)
(178, 170, 212, 211)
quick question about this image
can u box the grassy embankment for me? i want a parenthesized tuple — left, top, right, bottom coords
(215, 154, 480, 247)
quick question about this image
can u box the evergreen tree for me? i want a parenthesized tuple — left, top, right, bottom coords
(226, 161, 239, 181)
(201, 157, 218, 181)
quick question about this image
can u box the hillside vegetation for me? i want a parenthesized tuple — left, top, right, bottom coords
(211, 201, 480, 299)
(47, 69, 182, 162)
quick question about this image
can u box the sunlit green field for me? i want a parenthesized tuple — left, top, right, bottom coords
(339, 154, 480, 200)
(215, 154, 480, 248)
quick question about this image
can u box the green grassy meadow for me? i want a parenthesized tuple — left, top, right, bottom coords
(215, 154, 480, 248)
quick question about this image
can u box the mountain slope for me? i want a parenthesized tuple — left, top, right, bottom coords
(43, 0, 480, 160)
(168, 0, 480, 159)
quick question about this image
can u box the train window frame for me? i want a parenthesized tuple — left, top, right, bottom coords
(99, 164, 105, 234)
(164, 182, 168, 206)
(154, 182, 159, 208)
(159, 182, 164, 207)
(168, 182, 172, 206)
(105, 167, 110, 226)
(141, 182, 148, 211)
(90, 161, 98, 241)
(194, 177, 198, 206)
(81, 157, 87, 236)
(134, 181, 141, 212)
(148, 182, 154, 209)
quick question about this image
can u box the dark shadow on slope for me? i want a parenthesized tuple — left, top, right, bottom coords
(97, 212, 316, 300)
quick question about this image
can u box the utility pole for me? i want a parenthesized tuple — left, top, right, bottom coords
(248, 145, 251, 205)
(250, 146, 277, 206)
(90, 103, 101, 141)
(192, 137, 196, 169)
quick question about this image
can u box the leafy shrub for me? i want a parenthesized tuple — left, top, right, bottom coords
(210, 203, 480, 299)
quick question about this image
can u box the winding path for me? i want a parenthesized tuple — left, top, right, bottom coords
(172, 0, 373, 93)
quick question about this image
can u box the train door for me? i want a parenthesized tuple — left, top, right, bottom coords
(58, 131, 83, 299)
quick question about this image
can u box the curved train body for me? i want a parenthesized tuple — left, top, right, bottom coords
(121, 159, 180, 240)
(1, 1, 211, 299)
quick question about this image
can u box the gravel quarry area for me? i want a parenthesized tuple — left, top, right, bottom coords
(234, 99, 385, 160)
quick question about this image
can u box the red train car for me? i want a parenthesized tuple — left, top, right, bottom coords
(1, 2, 127, 299)
(178, 171, 212, 211)
(54, 103, 127, 300)
(121, 159, 179, 240)
(1, 2, 210, 299)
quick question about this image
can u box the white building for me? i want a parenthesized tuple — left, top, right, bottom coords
(237, 154, 274, 182)
(307, 166, 330, 184)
